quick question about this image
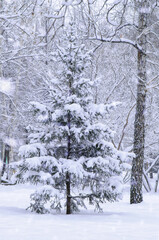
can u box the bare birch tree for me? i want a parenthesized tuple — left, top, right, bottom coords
(73, 0, 159, 203)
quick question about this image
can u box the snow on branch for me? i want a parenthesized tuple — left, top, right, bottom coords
(89, 37, 143, 51)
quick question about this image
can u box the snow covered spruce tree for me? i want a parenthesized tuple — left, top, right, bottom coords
(12, 22, 132, 214)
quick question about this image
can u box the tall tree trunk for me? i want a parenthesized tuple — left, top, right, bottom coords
(66, 170, 71, 214)
(1, 144, 10, 177)
(130, 0, 149, 204)
(66, 110, 71, 214)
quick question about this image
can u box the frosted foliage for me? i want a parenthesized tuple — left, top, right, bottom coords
(12, 22, 133, 214)
(19, 143, 47, 158)
(65, 104, 85, 119)
(30, 102, 48, 113)
(4, 138, 17, 148)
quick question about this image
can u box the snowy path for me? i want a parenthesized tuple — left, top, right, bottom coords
(0, 185, 159, 240)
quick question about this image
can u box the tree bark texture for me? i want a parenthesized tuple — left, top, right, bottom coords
(66, 109, 71, 214)
(66, 171, 71, 214)
(1, 144, 10, 177)
(130, 0, 149, 204)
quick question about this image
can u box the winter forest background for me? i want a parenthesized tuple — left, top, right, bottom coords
(0, 0, 159, 239)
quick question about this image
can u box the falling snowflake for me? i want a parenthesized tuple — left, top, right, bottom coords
(0, 78, 14, 95)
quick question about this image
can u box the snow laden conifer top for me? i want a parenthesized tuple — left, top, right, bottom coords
(12, 21, 133, 214)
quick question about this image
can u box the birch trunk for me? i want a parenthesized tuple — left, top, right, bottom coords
(130, 0, 149, 204)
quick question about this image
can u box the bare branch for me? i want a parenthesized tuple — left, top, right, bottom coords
(117, 103, 136, 150)
(89, 36, 142, 51)
(105, 76, 125, 102)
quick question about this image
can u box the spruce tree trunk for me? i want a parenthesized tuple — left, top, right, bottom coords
(130, 0, 149, 204)
(66, 171, 71, 214)
(66, 71, 73, 214)
(66, 111, 71, 214)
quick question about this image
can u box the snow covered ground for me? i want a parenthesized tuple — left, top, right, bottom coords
(0, 184, 159, 240)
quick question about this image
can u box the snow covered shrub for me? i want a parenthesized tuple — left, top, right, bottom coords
(28, 188, 52, 214)
(12, 22, 133, 214)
